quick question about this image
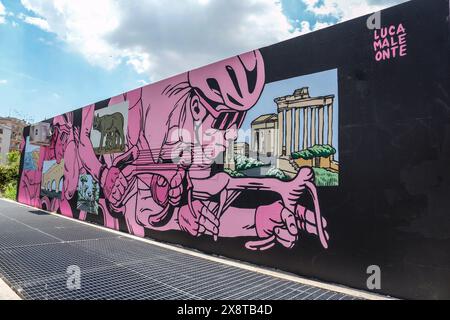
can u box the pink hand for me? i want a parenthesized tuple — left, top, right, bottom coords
(297, 205, 329, 241)
(168, 168, 185, 206)
(148, 168, 184, 208)
(102, 167, 128, 208)
(150, 175, 169, 208)
(178, 200, 219, 237)
(246, 201, 298, 250)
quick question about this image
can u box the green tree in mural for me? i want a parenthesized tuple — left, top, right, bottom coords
(79, 174, 88, 199)
(292, 144, 336, 160)
(92, 182, 98, 202)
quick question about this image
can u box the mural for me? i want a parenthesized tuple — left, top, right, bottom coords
(224, 69, 339, 187)
(23, 137, 40, 170)
(77, 174, 99, 214)
(17, 50, 329, 251)
(40, 160, 64, 199)
(18, 113, 84, 215)
(91, 101, 128, 155)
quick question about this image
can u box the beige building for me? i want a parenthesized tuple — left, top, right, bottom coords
(0, 124, 12, 164)
(251, 113, 278, 158)
(234, 142, 249, 157)
(224, 142, 251, 170)
(274, 87, 335, 176)
(224, 140, 235, 171)
(226, 87, 336, 176)
(0, 117, 28, 152)
(275, 87, 335, 156)
(42, 161, 65, 194)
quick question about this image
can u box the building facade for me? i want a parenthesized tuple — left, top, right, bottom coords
(250, 113, 278, 159)
(41, 161, 65, 194)
(274, 87, 336, 176)
(0, 124, 12, 164)
(234, 142, 249, 157)
(0, 117, 28, 152)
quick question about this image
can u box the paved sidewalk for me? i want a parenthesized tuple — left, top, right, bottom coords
(0, 278, 20, 300)
(0, 199, 370, 300)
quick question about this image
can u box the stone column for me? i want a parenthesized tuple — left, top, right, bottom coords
(278, 110, 284, 156)
(318, 106, 324, 145)
(327, 104, 333, 145)
(294, 108, 300, 152)
(225, 139, 235, 170)
(285, 109, 292, 155)
(311, 107, 316, 146)
(251, 131, 255, 152)
(303, 107, 308, 150)
(258, 130, 262, 155)
(270, 129, 275, 155)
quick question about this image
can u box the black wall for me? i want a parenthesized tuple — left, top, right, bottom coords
(149, 0, 450, 299)
(261, 0, 450, 299)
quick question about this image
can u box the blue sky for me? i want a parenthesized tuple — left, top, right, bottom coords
(42, 159, 56, 174)
(24, 136, 38, 152)
(0, 1, 146, 123)
(0, 0, 407, 123)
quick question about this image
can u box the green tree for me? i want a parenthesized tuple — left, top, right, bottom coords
(292, 144, 336, 160)
(0, 151, 21, 200)
(92, 182, 98, 201)
(7, 151, 20, 167)
(79, 175, 88, 199)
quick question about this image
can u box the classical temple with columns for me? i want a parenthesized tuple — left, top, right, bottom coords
(274, 87, 337, 176)
(275, 87, 335, 156)
(225, 86, 338, 178)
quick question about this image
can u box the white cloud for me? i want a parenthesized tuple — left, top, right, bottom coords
(37, 37, 53, 46)
(313, 21, 333, 31)
(20, 0, 122, 71)
(0, 79, 7, 84)
(137, 79, 149, 86)
(0, 1, 17, 25)
(18, 0, 409, 82)
(20, 14, 50, 31)
(20, 0, 299, 81)
(303, 0, 409, 22)
(0, 1, 6, 24)
(299, 21, 312, 34)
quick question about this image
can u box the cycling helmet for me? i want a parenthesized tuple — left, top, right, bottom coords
(188, 50, 265, 130)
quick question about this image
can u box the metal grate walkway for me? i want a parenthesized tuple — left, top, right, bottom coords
(0, 199, 361, 300)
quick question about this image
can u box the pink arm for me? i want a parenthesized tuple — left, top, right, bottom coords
(217, 206, 257, 237)
(79, 105, 103, 182)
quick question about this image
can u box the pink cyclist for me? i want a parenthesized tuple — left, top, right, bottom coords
(77, 49, 329, 250)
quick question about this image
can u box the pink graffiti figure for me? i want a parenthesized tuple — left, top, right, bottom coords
(18, 113, 85, 218)
(75, 50, 329, 250)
